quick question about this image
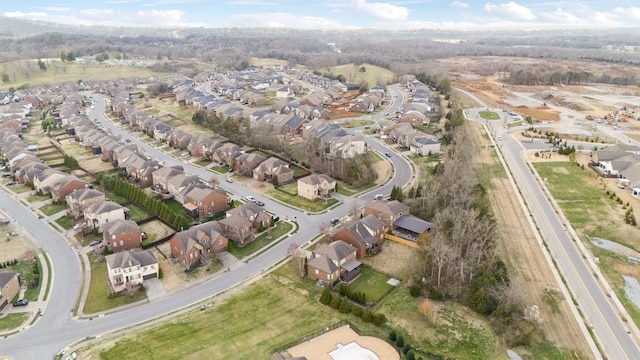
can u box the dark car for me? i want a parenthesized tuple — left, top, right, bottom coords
(13, 299, 29, 307)
(330, 218, 340, 225)
(6, 181, 15, 186)
(385, 152, 391, 157)
(89, 240, 102, 246)
(255, 200, 265, 206)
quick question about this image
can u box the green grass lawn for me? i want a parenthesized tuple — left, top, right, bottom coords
(39, 202, 67, 216)
(126, 205, 151, 222)
(9, 185, 33, 194)
(229, 221, 292, 259)
(347, 266, 394, 304)
(8, 258, 42, 301)
(289, 165, 308, 177)
(268, 185, 339, 212)
(165, 199, 185, 213)
(328, 63, 395, 89)
(55, 215, 76, 230)
(209, 166, 229, 174)
(0, 313, 29, 332)
(194, 159, 212, 167)
(341, 119, 376, 128)
(478, 111, 501, 120)
(27, 194, 51, 204)
(83, 253, 147, 315)
(335, 183, 356, 196)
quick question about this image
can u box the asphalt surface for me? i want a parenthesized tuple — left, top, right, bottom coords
(469, 105, 640, 359)
(0, 87, 411, 359)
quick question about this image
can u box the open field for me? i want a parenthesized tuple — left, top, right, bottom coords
(79, 263, 505, 360)
(0, 60, 157, 92)
(0, 224, 33, 264)
(326, 63, 395, 88)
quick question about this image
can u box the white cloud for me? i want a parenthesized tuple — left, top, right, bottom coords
(484, 1, 536, 21)
(612, 7, 640, 22)
(450, 1, 468, 9)
(4, 11, 48, 18)
(228, 12, 351, 29)
(41, 7, 73, 12)
(350, 0, 409, 21)
(541, 8, 580, 23)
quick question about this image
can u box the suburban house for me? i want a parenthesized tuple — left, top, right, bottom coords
(362, 199, 410, 229)
(233, 152, 266, 176)
(593, 145, 640, 177)
(152, 165, 184, 190)
(103, 219, 142, 253)
(169, 221, 228, 269)
(328, 135, 368, 159)
(105, 250, 159, 293)
(83, 201, 127, 232)
(252, 157, 294, 184)
(50, 175, 88, 202)
(297, 174, 336, 201)
(0, 272, 20, 311)
(331, 215, 386, 258)
(33, 168, 67, 195)
(410, 136, 441, 156)
(306, 240, 360, 283)
(182, 186, 229, 219)
(66, 188, 106, 220)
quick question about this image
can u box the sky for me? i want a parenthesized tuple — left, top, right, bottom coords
(3, 0, 640, 31)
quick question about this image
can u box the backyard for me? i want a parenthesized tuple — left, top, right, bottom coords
(345, 266, 396, 305)
(229, 221, 293, 259)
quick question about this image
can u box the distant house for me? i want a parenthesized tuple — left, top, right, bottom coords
(170, 221, 228, 269)
(66, 188, 106, 220)
(83, 201, 127, 233)
(50, 176, 88, 202)
(297, 174, 336, 201)
(105, 250, 158, 293)
(307, 240, 360, 283)
(103, 219, 142, 252)
(410, 136, 441, 156)
(0, 272, 20, 311)
(331, 215, 386, 258)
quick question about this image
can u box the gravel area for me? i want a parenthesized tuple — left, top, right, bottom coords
(623, 275, 640, 310)
(590, 237, 640, 259)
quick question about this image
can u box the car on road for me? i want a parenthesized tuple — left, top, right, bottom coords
(385, 152, 391, 157)
(6, 181, 15, 186)
(254, 200, 265, 206)
(13, 299, 28, 307)
(89, 240, 102, 246)
(330, 218, 340, 225)
(385, 112, 389, 116)
(374, 194, 384, 200)
(245, 196, 256, 203)
(225, 178, 233, 183)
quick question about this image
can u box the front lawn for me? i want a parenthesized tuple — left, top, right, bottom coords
(0, 313, 29, 331)
(209, 166, 229, 174)
(8, 257, 43, 301)
(83, 253, 147, 315)
(346, 266, 395, 305)
(27, 194, 51, 204)
(268, 183, 339, 212)
(55, 215, 76, 230)
(229, 221, 292, 259)
(38, 202, 66, 216)
(341, 120, 376, 128)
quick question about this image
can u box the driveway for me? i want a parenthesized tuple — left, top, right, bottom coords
(143, 278, 167, 302)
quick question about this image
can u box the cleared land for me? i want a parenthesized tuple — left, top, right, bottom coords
(327, 63, 395, 88)
(0, 224, 33, 264)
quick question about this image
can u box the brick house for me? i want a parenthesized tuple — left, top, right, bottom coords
(331, 215, 386, 258)
(66, 188, 106, 220)
(50, 175, 87, 202)
(170, 221, 228, 269)
(306, 240, 360, 283)
(252, 157, 293, 184)
(362, 199, 410, 229)
(103, 219, 142, 252)
(182, 186, 229, 219)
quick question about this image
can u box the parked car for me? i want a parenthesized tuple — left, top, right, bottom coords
(374, 194, 384, 200)
(13, 299, 28, 307)
(330, 218, 340, 225)
(89, 240, 102, 246)
(1, 173, 10, 178)
(180, 151, 190, 157)
(6, 181, 15, 186)
(245, 196, 256, 202)
(225, 178, 233, 183)
(254, 200, 265, 206)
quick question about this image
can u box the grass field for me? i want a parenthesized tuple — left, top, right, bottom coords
(0, 313, 29, 332)
(126, 205, 151, 222)
(346, 266, 395, 304)
(84, 262, 506, 360)
(478, 111, 501, 120)
(55, 215, 76, 230)
(83, 253, 147, 315)
(341, 119, 376, 128)
(229, 221, 292, 259)
(27, 194, 51, 204)
(326, 63, 395, 88)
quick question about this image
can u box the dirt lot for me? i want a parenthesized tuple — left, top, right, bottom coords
(0, 222, 35, 264)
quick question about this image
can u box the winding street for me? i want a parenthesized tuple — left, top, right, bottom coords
(0, 87, 411, 359)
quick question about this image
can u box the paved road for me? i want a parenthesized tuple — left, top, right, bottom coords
(0, 92, 413, 359)
(467, 103, 640, 359)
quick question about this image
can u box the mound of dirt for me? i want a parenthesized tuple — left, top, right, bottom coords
(515, 105, 560, 121)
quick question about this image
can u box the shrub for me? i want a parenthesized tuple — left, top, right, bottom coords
(406, 350, 416, 360)
(338, 298, 352, 313)
(428, 285, 444, 300)
(320, 287, 332, 305)
(403, 343, 412, 354)
(158, 267, 163, 279)
(329, 293, 342, 309)
(389, 330, 397, 342)
(352, 305, 363, 317)
(361, 308, 374, 323)
(409, 284, 422, 297)
(396, 335, 404, 348)
(373, 312, 386, 326)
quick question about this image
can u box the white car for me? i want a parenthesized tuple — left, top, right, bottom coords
(374, 194, 384, 200)
(245, 196, 256, 202)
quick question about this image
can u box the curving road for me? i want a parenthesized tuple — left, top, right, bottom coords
(0, 90, 412, 359)
(466, 102, 640, 359)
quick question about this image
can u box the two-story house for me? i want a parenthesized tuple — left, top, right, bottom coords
(331, 215, 386, 258)
(103, 219, 142, 252)
(66, 188, 106, 220)
(83, 201, 127, 233)
(105, 250, 158, 293)
(306, 240, 360, 283)
(297, 174, 336, 201)
(170, 221, 228, 269)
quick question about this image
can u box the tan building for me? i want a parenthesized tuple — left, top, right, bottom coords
(0, 272, 20, 311)
(297, 174, 336, 201)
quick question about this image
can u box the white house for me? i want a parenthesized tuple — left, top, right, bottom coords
(105, 250, 158, 292)
(83, 201, 127, 232)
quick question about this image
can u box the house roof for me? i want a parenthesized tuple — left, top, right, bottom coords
(103, 219, 140, 237)
(307, 255, 338, 274)
(106, 250, 157, 270)
(315, 240, 356, 262)
(394, 215, 432, 234)
(0, 272, 18, 288)
(173, 221, 226, 252)
(298, 173, 335, 186)
(365, 199, 410, 215)
(67, 188, 105, 202)
(84, 201, 124, 215)
(341, 258, 362, 272)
